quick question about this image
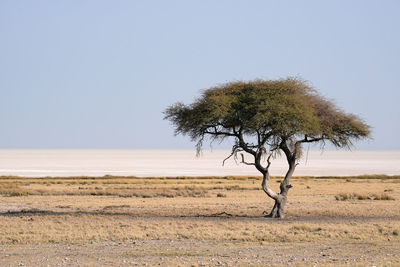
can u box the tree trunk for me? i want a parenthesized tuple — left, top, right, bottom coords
(264, 163, 295, 219)
(261, 172, 283, 218)
(267, 194, 288, 218)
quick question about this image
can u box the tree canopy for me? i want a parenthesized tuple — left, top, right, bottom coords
(165, 78, 370, 157)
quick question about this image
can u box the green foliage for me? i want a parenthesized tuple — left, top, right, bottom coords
(164, 77, 371, 160)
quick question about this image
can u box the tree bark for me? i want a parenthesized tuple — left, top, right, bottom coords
(261, 172, 278, 200)
(268, 196, 287, 218)
(260, 171, 285, 218)
(263, 163, 295, 219)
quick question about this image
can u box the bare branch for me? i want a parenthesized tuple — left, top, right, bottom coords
(266, 153, 273, 169)
(279, 138, 292, 160)
(222, 144, 244, 166)
(222, 145, 238, 166)
(240, 153, 255, 166)
(259, 131, 273, 147)
(256, 129, 261, 145)
(237, 132, 257, 156)
(295, 135, 324, 145)
(204, 130, 236, 137)
(232, 126, 238, 135)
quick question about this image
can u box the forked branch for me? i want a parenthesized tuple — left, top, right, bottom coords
(222, 144, 243, 166)
(240, 153, 255, 166)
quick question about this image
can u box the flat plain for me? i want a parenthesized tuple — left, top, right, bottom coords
(0, 175, 399, 266)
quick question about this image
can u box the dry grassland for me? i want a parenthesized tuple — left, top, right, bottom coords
(0, 175, 399, 266)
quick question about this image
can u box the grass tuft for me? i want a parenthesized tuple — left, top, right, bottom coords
(335, 193, 395, 201)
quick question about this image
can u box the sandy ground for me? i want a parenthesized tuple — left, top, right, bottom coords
(0, 149, 399, 177)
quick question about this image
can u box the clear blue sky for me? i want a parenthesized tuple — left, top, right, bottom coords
(0, 0, 399, 149)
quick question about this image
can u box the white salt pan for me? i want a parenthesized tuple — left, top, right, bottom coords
(0, 149, 399, 177)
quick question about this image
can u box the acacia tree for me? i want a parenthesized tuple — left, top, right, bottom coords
(164, 78, 370, 218)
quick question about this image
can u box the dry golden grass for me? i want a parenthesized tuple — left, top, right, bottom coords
(1, 214, 399, 244)
(0, 175, 399, 265)
(0, 175, 399, 242)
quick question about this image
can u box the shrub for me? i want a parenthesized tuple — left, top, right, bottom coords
(335, 193, 395, 201)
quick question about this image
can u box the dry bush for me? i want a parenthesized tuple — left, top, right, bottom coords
(335, 192, 395, 201)
(0, 184, 29, 197)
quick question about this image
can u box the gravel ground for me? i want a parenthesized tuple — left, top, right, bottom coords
(1, 239, 399, 266)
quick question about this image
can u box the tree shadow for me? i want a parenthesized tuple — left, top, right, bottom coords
(1, 209, 399, 224)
